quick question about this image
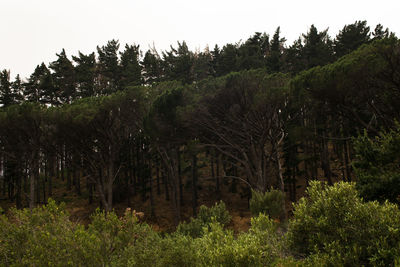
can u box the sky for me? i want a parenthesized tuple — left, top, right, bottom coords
(0, 0, 399, 80)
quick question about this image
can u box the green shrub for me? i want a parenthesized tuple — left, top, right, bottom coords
(0, 199, 79, 266)
(176, 200, 231, 238)
(154, 234, 197, 267)
(249, 188, 285, 219)
(192, 214, 283, 266)
(0, 199, 159, 266)
(287, 181, 400, 266)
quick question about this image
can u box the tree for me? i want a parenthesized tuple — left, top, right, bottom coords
(292, 37, 400, 134)
(146, 86, 187, 225)
(334, 20, 370, 58)
(120, 44, 142, 87)
(97, 39, 121, 94)
(191, 48, 213, 82)
(49, 49, 76, 104)
(0, 103, 44, 209)
(353, 126, 400, 203)
(0, 70, 14, 107)
(59, 88, 145, 212)
(162, 41, 194, 84)
(215, 43, 238, 76)
(24, 63, 56, 105)
(266, 27, 286, 73)
(11, 74, 23, 104)
(237, 32, 270, 71)
(302, 24, 334, 69)
(372, 24, 390, 40)
(72, 52, 96, 98)
(141, 48, 163, 85)
(191, 70, 291, 212)
(284, 38, 305, 74)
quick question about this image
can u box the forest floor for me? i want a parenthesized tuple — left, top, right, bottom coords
(0, 157, 346, 233)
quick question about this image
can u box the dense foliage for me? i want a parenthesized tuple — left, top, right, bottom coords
(249, 189, 285, 219)
(353, 126, 400, 203)
(1, 182, 399, 266)
(287, 181, 400, 266)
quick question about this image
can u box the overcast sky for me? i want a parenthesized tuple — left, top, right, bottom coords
(0, 0, 398, 80)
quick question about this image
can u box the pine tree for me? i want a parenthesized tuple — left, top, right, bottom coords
(11, 74, 24, 104)
(72, 52, 96, 98)
(267, 27, 286, 73)
(302, 24, 334, 69)
(49, 49, 76, 104)
(97, 40, 121, 93)
(120, 44, 142, 88)
(162, 41, 194, 84)
(334, 20, 371, 58)
(142, 49, 163, 85)
(0, 70, 14, 107)
(24, 63, 52, 104)
(372, 24, 390, 40)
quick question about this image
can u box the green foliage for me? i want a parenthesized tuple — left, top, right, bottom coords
(249, 188, 285, 219)
(334, 20, 371, 58)
(287, 181, 400, 266)
(0, 200, 159, 266)
(86, 209, 160, 266)
(176, 201, 231, 238)
(2, 192, 399, 266)
(192, 214, 282, 267)
(0, 199, 78, 266)
(353, 127, 400, 203)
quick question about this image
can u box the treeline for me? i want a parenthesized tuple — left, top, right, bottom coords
(0, 20, 392, 106)
(0, 21, 399, 226)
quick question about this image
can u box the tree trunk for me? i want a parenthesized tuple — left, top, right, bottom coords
(192, 154, 198, 217)
(273, 141, 287, 222)
(156, 161, 161, 195)
(149, 158, 155, 217)
(29, 155, 39, 209)
(177, 149, 183, 206)
(344, 140, 351, 181)
(215, 151, 220, 199)
(321, 134, 333, 185)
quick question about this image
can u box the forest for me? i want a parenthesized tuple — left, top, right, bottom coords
(1, 20, 400, 266)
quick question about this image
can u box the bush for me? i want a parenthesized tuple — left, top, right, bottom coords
(191, 214, 283, 266)
(176, 201, 231, 237)
(249, 188, 285, 219)
(287, 181, 400, 266)
(0, 199, 80, 266)
(0, 199, 159, 266)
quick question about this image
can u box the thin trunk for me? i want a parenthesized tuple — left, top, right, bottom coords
(61, 147, 65, 182)
(177, 149, 183, 206)
(163, 166, 169, 201)
(16, 164, 22, 209)
(156, 161, 161, 195)
(321, 134, 333, 185)
(48, 155, 54, 198)
(106, 160, 114, 212)
(149, 159, 155, 217)
(67, 153, 71, 190)
(344, 140, 351, 182)
(36, 160, 40, 204)
(216, 151, 220, 199)
(192, 154, 198, 217)
(29, 156, 38, 209)
(274, 145, 287, 222)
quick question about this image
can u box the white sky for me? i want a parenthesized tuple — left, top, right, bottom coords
(0, 0, 399, 80)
